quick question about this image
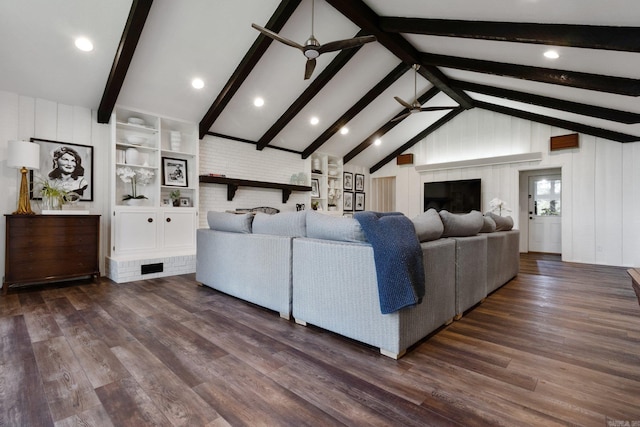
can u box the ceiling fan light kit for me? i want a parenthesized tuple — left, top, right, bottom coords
(392, 64, 456, 122)
(251, 0, 376, 79)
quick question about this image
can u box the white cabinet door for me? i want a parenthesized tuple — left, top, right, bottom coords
(114, 210, 158, 254)
(162, 210, 196, 250)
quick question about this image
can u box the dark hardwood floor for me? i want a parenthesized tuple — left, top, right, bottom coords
(1, 253, 639, 426)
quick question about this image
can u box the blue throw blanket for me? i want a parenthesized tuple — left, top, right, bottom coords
(354, 211, 425, 314)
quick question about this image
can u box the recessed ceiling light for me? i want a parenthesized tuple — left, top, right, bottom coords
(544, 50, 559, 59)
(254, 97, 265, 107)
(374, 138, 382, 146)
(74, 37, 93, 52)
(310, 116, 319, 125)
(340, 127, 349, 135)
(192, 78, 205, 89)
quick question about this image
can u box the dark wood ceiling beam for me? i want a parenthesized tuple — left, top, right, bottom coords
(198, 0, 302, 139)
(344, 87, 440, 164)
(476, 101, 640, 143)
(370, 108, 464, 174)
(255, 30, 367, 151)
(97, 0, 153, 124)
(379, 18, 640, 53)
(205, 132, 302, 155)
(325, 0, 473, 109)
(453, 80, 640, 124)
(421, 53, 640, 97)
(301, 62, 410, 159)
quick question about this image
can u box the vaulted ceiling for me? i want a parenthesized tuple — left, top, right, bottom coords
(3, 0, 639, 172)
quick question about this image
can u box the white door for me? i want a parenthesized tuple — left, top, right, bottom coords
(528, 175, 562, 253)
(114, 210, 158, 254)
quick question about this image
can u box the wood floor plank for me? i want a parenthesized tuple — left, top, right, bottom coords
(0, 315, 54, 426)
(54, 404, 115, 427)
(95, 377, 173, 427)
(111, 340, 221, 425)
(32, 335, 102, 422)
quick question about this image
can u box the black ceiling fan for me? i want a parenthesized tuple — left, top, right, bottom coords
(251, 0, 376, 80)
(392, 65, 456, 121)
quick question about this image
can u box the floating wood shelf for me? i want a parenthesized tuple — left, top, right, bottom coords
(199, 175, 311, 203)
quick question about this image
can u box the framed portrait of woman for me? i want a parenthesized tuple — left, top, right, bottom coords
(29, 138, 94, 201)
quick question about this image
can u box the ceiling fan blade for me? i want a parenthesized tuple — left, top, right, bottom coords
(318, 35, 377, 54)
(391, 112, 412, 122)
(304, 58, 317, 80)
(251, 23, 304, 51)
(418, 106, 457, 112)
(394, 96, 413, 109)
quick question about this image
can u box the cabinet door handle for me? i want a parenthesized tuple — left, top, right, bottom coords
(148, 218, 153, 223)
(166, 217, 171, 223)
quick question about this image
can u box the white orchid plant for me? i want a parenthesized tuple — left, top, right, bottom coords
(488, 198, 512, 216)
(117, 167, 154, 200)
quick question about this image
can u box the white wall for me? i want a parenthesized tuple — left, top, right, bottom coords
(0, 90, 111, 281)
(372, 108, 640, 268)
(198, 135, 311, 227)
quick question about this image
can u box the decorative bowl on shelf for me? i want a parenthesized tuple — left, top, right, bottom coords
(126, 135, 147, 145)
(127, 117, 145, 126)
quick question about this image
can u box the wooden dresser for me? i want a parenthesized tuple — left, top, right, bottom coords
(3, 214, 100, 293)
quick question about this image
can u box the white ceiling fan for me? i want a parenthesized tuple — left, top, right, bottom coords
(392, 64, 457, 121)
(251, 0, 377, 80)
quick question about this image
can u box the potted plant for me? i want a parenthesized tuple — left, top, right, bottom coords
(170, 189, 181, 207)
(38, 179, 79, 210)
(117, 167, 154, 205)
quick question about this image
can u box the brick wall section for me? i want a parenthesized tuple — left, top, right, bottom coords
(198, 135, 311, 227)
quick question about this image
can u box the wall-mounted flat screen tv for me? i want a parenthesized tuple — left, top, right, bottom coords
(424, 178, 481, 213)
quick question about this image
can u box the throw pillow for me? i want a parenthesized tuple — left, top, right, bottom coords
(487, 212, 514, 231)
(439, 210, 484, 237)
(207, 211, 253, 234)
(480, 215, 497, 233)
(412, 208, 444, 242)
(306, 211, 367, 242)
(252, 210, 307, 237)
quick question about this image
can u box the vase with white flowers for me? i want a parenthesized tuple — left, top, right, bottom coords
(117, 167, 155, 205)
(488, 198, 512, 216)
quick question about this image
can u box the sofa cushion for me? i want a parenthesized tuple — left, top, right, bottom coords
(207, 211, 253, 234)
(439, 210, 484, 237)
(480, 215, 497, 233)
(252, 211, 307, 237)
(306, 211, 367, 242)
(487, 212, 514, 231)
(412, 208, 444, 242)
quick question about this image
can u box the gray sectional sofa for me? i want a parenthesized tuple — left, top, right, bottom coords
(196, 209, 519, 359)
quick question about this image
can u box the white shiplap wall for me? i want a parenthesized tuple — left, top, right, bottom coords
(373, 108, 640, 268)
(198, 135, 311, 227)
(0, 90, 111, 281)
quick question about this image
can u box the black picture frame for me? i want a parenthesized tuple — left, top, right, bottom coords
(162, 157, 188, 187)
(355, 173, 365, 192)
(343, 172, 353, 191)
(29, 138, 94, 201)
(310, 178, 320, 197)
(179, 197, 191, 207)
(355, 192, 365, 211)
(343, 191, 353, 211)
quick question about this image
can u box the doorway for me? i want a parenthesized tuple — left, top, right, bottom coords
(519, 168, 562, 254)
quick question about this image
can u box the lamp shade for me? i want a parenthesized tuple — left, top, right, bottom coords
(7, 140, 40, 170)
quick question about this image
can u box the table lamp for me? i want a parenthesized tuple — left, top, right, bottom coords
(7, 140, 40, 215)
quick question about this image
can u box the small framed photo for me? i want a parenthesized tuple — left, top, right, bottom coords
(179, 197, 190, 207)
(162, 157, 188, 187)
(162, 199, 172, 207)
(343, 172, 353, 191)
(310, 178, 320, 197)
(355, 192, 365, 211)
(355, 173, 365, 192)
(29, 138, 94, 201)
(343, 191, 353, 211)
